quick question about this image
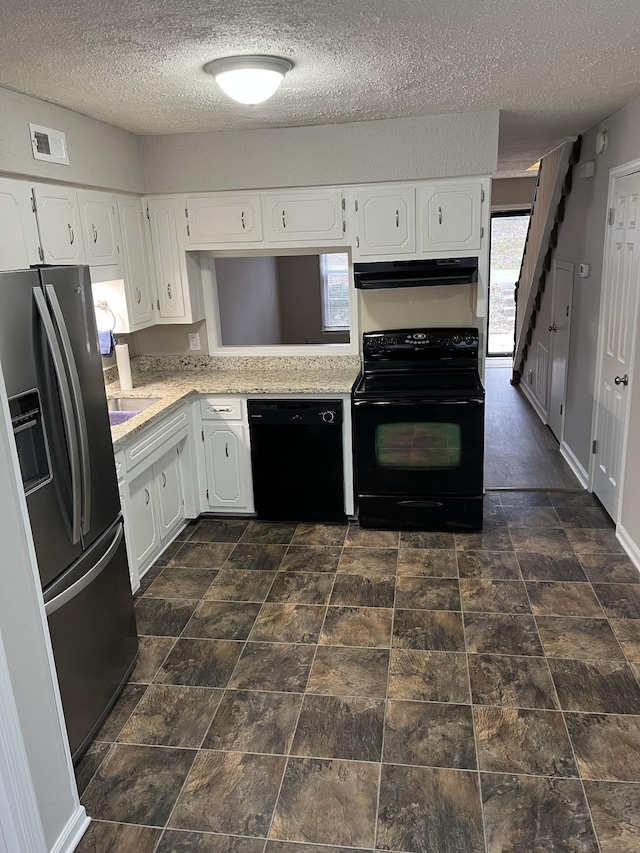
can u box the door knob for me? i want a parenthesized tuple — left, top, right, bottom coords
(614, 374, 629, 386)
(548, 324, 557, 332)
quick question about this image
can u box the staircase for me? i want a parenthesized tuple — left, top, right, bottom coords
(512, 136, 582, 383)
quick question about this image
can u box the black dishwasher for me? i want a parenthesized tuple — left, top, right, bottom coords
(248, 399, 345, 522)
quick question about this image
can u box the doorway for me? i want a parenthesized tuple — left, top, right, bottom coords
(488, 212, 530, 356)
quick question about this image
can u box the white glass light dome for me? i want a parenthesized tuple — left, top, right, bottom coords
(205, 56, 293, 105)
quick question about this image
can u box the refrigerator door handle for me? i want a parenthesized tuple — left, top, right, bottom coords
(45, 284, 92, 536)
(33, 288, 83, 545)
(44, 522, 124, 617)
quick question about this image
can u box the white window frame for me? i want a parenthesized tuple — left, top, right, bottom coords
(320, 253, 350, 333)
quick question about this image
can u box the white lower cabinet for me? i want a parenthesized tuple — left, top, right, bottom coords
(156, 445, 184, 536)
(199, 396, 254, 513)
(128, 466, 159, 578)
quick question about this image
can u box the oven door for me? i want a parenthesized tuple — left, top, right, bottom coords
(353, 396, 484, 497)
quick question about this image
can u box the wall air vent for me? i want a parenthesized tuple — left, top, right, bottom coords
(29, 123, 69, 165)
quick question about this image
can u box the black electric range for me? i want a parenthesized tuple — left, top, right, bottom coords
(352, 328, 485, 531)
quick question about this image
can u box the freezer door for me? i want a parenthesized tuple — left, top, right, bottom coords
(44, 519, 138, 761)
(40, 266, 121, 548)
(0, 269, 83, 586)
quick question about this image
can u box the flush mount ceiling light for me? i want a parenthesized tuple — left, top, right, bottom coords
(205, 55, 293, 105)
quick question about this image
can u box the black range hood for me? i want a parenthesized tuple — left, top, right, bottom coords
(353, 257, 478, 290)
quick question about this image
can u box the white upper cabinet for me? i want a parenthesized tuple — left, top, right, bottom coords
(77, 191, 121, 265)
(186, 194, 262, 244)
(0, 178, 40, 271)
(33, 184, 86, 265)
(262, 190, 345, 243)
(147, 196, 186, 320)
(354, 186, 416, 258)
(117, 195, 155, 330)
(420, 182, 483, 253)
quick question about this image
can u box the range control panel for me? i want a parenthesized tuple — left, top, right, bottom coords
(363, 328, 479, 361)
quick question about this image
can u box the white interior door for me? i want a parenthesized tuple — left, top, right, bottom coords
(547, 260, 574, 442)
(593, 170, 640, 520)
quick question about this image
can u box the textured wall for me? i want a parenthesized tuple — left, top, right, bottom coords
(141, 111, 499, 193)
(0, 86, 145, 192)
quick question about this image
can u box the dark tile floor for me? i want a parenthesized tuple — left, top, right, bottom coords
(75, 491, 640, 852)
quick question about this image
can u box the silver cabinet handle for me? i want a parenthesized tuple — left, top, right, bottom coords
(68, 223, 74, 245)
(136, 287, 142, 304)
(92, 223, 98, 243)
(161, 471, 167, 487)
(282, 210, 286, 228)
(395, 209, 399, 228)
(615, 374, 629, 386)
(548, 324, 557, 332)
(225, 442, 229, 458)
(438, 206, 443, 225)
(167, 282, 172, 299)
(241, 211, 246, 229)
(209, 406, 233, 413)
(145, 488, 150, 504)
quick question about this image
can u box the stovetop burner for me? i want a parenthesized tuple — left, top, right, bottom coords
(354, 369, 484, 398)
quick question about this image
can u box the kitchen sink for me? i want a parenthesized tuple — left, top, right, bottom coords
(107, 397, 160, 427)
(107, 397, 160, 412)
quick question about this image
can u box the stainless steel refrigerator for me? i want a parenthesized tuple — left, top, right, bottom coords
(0, 265, 138, 762)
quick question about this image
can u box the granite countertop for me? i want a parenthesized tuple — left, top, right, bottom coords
(107, 356, 360, 449)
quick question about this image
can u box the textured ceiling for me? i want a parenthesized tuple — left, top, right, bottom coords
(1, 0, 640, 173)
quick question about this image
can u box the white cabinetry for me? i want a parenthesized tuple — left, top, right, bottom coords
(146, 196, 205, 324)
(353, 185, 416, 258)
(199, 397, 254, 512)
(118, 404, 198, 584)
(0, 178, 40, 270)
(186, 195, 262, 244)
(420, 182, 483, 253)
(77, 191, 121, 265)
(262, 190, 345, 243)
(116, 195, 156, 330)
(33, 184, 85, 264)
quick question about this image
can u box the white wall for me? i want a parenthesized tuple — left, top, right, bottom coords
(0, 86, 145, 193)
(141, 111, 499, 193)
(492, 176, 537, 210)
(215, 256, 281, 345)
(0, 364, 82, 850)
(277, 256, 349, 345)
(553, 97, 640, 472)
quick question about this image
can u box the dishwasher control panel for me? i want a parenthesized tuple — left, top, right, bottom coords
(248, 400, 343, 426)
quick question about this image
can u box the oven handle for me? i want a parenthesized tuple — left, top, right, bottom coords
(353, 398, 484, 407)
(398, 500, 445, 508)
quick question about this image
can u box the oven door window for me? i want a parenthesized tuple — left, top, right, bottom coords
(354, 399, 484, 495)
(376, 422, 461, 470)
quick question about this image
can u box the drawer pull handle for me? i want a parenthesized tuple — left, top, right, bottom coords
(68, 224, 74, 245)
(161, 471, 167, 487)
(144, 488, 150, 505)
(209, 406, 233, 413)
(92, 223, 98, 243)
(395, 209, 399, 228)
(136, 287, 142, 304)
(282, 210, 286, 228)
(241, 211, 246, 229)
(438, 206, 443, 225)
(225, 442, 229, 458)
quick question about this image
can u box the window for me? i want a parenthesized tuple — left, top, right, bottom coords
(320, 253, 350, 331)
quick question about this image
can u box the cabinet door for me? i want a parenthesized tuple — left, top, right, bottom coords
(263, 190, 344, 243)
(77, 191, 121, 265)
(203, 423, 252, 510)
(156, 445, 185, 540)
(0, 178, 41, 271)
(127, 468, 159, 574)
(147, 197, 186, 319)
(421, 183, 483, 253)
(355, 186, 416, 257)
(187, 195, 262, 244)
(117, 196, 155, 329)
(33, 185, 85, 264)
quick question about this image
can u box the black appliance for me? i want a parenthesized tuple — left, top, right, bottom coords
(353, 257, 478, 290)
(352, 327, 484, 530)
(0, 266, 137, 762)
(248, 399, 345, 522)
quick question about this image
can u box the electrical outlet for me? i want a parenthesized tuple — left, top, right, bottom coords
(188, 332, 201, 351)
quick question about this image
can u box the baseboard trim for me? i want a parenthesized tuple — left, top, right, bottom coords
(560, 441, 589, 489)
(617, 524, 640, 577)
(50, 806, 89, 853)
(519, 381, 547, 423)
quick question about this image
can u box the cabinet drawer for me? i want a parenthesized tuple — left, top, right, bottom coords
(124, 409, 189, 471)
(200, 397, 243, 421)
